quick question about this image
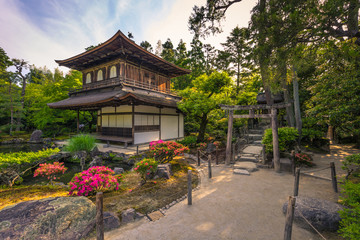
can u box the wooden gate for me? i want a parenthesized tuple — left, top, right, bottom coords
(220, 103, 291, 173)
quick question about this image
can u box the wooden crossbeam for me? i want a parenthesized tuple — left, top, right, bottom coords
(220, 102, 292, 110)
(234, 114, 272, 119)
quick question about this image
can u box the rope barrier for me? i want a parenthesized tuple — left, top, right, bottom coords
(300, 166, 331, 174)
(295, 205, 327, 240)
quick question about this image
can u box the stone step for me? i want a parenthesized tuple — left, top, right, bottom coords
(253, 140, 263, 145)
(236, 156, 258, 163)
(233, 162, 258, 172)
(248, 129, 264, 135)
(242, 145, 263, 155)
(247, 134, 263, 141)
(233, 169, 250, 175)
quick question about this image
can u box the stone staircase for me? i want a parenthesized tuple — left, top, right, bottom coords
(234, 126, 268, 175)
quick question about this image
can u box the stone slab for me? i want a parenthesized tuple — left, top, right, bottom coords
(147, 211, 164, 221)
(247, 134, 263, 140)
(233, 162, 258, 172)
(233, 169, 250, 175)
(242, 146, 263, 155)
(253, 140, 263, 145)
(238, 156, 257, 163)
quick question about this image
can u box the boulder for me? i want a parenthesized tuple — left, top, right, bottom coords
(121, 208, 136, 224)
(103, 212, 120, 230)
(29, 130, 43, 143)
(0, 197, 96, 240)
(89, 156, 103, 167)
(282, 197, 344, 232)
(113, 167, 124, 175)
(90, 146, 100, 158)
(206, 143, 216, 153)
(157, 163, 173, 179)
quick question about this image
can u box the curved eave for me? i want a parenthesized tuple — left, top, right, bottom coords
(55, 30, 191, 78)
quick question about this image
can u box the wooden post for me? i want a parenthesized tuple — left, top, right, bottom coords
(232, 143, 236, 163)
(294, 168, 300, 197)
(271, 108, 281, 173)
(330, 162, 338, 193)
(215, 147, 219, 165)
(291, 150, 296, 176)
(136, 145, 139, 155)
(208, 155, 212, 179)
(187, 170, 192, 205)
(96, 192, 104, 240)
(225, 110, 234, 165)
(77, 109, 80, 133)
(284, 196, 296, 240)
(197, 149, 200, 166)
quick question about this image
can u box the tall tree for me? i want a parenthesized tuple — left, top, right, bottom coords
(178, 71, 232, 142)
(140, 41, 153, 52)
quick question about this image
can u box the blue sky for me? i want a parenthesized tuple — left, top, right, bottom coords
(0, 0, 255, 72)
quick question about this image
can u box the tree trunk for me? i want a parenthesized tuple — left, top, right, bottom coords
(236, 62, 240, 93)
(280, 61, 295, 127)
(197, 113, 208, 142)
(9, 81, 13, 135)
(292, 66, 302, 140)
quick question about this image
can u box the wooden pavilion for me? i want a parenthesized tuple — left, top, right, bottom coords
(48, 30, 190, 146)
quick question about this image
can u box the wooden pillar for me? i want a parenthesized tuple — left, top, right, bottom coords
(271, 108, 281, 173)
(132, 104, 135, 142)
(159, 108, 162, 140)
(77, 109, 80, 133)
(226, 110, 234, 165)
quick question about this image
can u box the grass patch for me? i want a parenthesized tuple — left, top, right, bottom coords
(89, 157, 199, 215)
(0, 185, 69, 210)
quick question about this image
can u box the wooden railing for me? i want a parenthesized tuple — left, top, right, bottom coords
(69, 76, 173, 95)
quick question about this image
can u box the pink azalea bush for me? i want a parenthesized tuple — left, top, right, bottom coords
(134, 158, 158, 181)
(69, 166, 123, 196)
(149, 139, 164, 147)
(149, 141, 189, 163)
(295, 153, 313, 166)
(197, 142, 207, 151)
(34, 162, 67, 184)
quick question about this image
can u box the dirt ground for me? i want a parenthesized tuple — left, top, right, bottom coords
(102, 144, 359, 240)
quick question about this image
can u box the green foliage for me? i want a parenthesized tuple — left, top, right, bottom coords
(342, 153, 360, 178)
(63, 134, 96, 153)
(177, 136, 198, 148)
(301, 128, 324, 143)
(178, 71, 232, 142)
(0, 148, 60, 171)
(262, 127, 299, 153)
(338, 181, 360, 239)
(134, 158, 158, 181)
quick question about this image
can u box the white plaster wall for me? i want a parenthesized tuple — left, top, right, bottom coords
(102, 115, 109, 127)
(134, 131, 159, 144)
(161, 115, 178, 140)
(179, 114, 184, 138)
(161, 108, 177, 115)
(102, 107, 116, 113)
(109, 115, 116, 127)
(135, 105, 159, 113)
(116, 105, 132, 112)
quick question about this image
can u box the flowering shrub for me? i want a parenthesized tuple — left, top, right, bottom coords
(295, 153, 313, 166)
(134, 158, 158, 181)
(149, 141, 189, 163)
(149, 139, 164, 147)
(213, 141, 221, 148)
(197, 142, 207, 151)
(34, 162, 67, 184)
(68, 166, 122, 196)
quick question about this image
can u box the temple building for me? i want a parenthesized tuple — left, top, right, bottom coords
(48, 30, 190, 146)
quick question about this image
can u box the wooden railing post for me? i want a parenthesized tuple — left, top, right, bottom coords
(291, 150, 296, 176)
(208, 155, 212, 179)
(284, 196, 296, 240)
(197, 149, 200, 166)
(136, 145, 139, 155)
(330, 162, 338, 193)
(96, 192, 104, 240)
(225, 110, 234, 165)
(293, 168, 300, 197)
(187, 170, 192, 205)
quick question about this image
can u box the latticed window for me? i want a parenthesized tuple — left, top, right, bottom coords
(110, 66, 117, 78)
(97, 70, 103, 81)
(85, 73, 91, 83)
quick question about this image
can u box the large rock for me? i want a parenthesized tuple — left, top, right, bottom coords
(233, 162, 258, 172)
(89, 156, 103, 167)
(29, 130, 43, 143)
(157, 163, 173, 179)
(282, 197, 344, 232)
(103, 212, 120, 230)
(121, 208, 136, 224)
(0, 197, 96, 240)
